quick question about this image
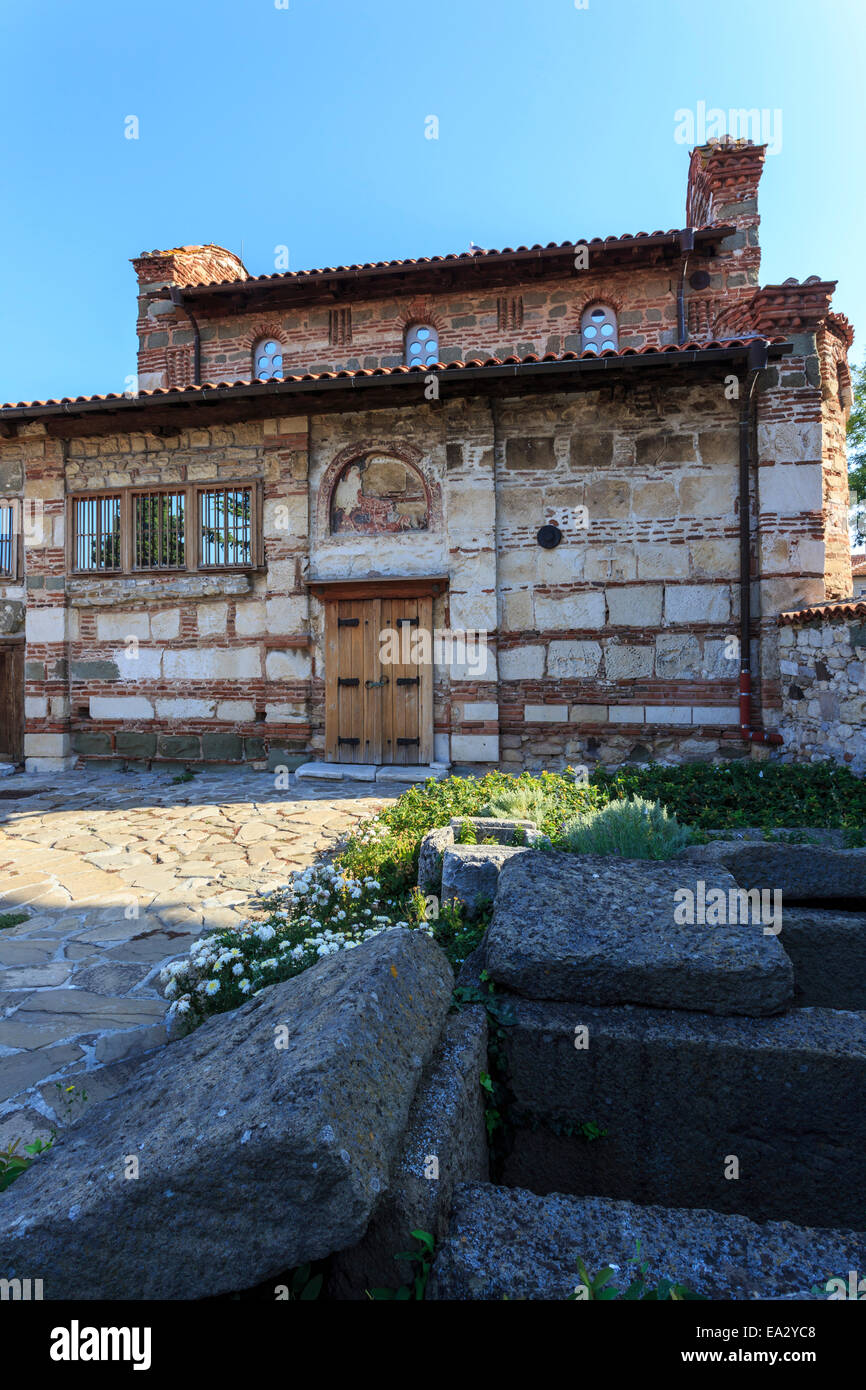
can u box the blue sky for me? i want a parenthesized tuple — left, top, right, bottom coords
(1, 0, 863, 405)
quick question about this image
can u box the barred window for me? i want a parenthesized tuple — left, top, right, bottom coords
(0, 503, 16, 577)
(199, 487, 252, 568)
(133, 491, 186, 570)
(68, 482, 260, 577)
(72, 495, 122, 572)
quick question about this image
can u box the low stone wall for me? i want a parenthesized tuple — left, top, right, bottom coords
(778, 602, 866, 777)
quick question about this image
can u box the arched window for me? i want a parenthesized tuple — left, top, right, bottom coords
(252, 337, 284, 380)
(580, 304, 618, 354)
(405, 323, 440, 368)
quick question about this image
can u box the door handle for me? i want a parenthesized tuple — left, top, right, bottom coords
(365, 676, 390, 689)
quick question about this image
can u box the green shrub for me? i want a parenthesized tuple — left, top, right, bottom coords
(478, 781, 557, 825)
(558, 796, 694, 860)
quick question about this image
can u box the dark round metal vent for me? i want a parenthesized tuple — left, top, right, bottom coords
(537, 524, 563, 549)
(689, 270, 711, 290)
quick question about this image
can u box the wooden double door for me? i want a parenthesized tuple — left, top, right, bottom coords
(0, 643, 24, 763)
(324, 596, 433, 765)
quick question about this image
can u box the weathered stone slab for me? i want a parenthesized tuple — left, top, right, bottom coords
(417, 826, 455, 895)
(781, 906, 866, 1010)
(679, 842, 866, 900)
(441, 845, 525, 918)
(0, 928, 453, 1300)
(328, 1005, 489, 1299)
(485, 851, 793, 1015)
(499, 998, 866, 1230)
(450, 817, 539, 845)
(428, 1183, 866, 1301)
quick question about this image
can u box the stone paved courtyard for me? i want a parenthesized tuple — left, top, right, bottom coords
(0, 766, 395, 1146)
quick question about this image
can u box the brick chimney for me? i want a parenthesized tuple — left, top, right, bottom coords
(131, 244, 249, 392)
(685, 139, 766, 340)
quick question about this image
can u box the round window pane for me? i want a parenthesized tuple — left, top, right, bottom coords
(416, 327, 430, 340)
(425, 351, 438, 364)
(583, 324, 597, 338)
(591, 308, 605, 321)
(583, 342, 598, 355)
(256, 356, 269, 371)
(601, 323, 614, 337)
(265, 341, 278, 353)
(410, 344, 422, 357)
(272, 354, 283, 366)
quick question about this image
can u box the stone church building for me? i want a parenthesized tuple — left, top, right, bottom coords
(0, 138, 855, 774)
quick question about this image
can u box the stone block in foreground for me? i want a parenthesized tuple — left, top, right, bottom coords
(428, 1183, 866, 1301)
(0, 929, 453, 1300)
(328, 1004, 489, 1298)
(441, 844, 525, 917)
(485, 850, 793, 1014)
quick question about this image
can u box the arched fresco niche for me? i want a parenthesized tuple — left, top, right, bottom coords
(330, 452, 429, 534)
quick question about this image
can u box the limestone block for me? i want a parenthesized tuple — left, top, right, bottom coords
(116, 648, 162, 680)
(150, 609, 181, 641)
(645, 705, 692, 724)
(96, 611, 150, 642)
(450, 734, 499, 763)
(155, 698, 216, 719)
(535, 590, 605, 630)
(198, 603, 228, 636)
(501, 589, 533, 630)
(164, 647, 263, 681)
(585, 477, 631, 519)
(235, 600, 267, 637)
(217, 700, 256, 721)
(679, 472, 737, 517)
(760, 463, 822, 514)
(266, 594, 308, 634)
(606, 585, 662, 627)
(604, 643, 654, 680)
(569, 704, 607, 723)
(635, 543, 690, 580)
(655, 632, 701, 679)
(265, 649, 312, 681)
(664, 584, 730, 625)
(449, 590, 497, 633)
(25, 607, 67, 644)
(499, 645, 545, 680)
(524, 705, 568, 723)
(460, 701, 499, 721)
(547, 640, 602, 678)
(90, 696, 154, 720)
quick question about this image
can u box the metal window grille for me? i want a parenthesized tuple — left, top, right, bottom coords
(133, 491, 186, 570)
(73, 495, 122, 572)
(199, 487, 252, 568)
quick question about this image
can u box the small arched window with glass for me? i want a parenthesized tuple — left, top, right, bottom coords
(580, 304, 618, 354)
(252, 337, 284, 380)
(405, 323, 440, 368)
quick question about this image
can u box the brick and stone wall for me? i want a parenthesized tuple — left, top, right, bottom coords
(778, 603, 866, 777)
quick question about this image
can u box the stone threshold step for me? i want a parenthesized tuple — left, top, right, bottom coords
(428, 1183, 866, 1301)
(294, 762, 450, 784)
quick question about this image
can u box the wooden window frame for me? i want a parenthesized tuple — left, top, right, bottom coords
(0, 500, 24, 582)
(67, 481, 263, 577)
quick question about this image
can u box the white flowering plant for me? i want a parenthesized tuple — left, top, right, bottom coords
(160, 858, 428, 1036)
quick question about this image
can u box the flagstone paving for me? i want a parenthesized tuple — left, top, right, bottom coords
(0, 765, 395, 1145)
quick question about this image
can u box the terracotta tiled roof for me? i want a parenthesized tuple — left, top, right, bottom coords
(779, 598, 866, 623)
(0, 340, 788, 414)
(181, 225, 733, 292)
(852, 554, 866, 575)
